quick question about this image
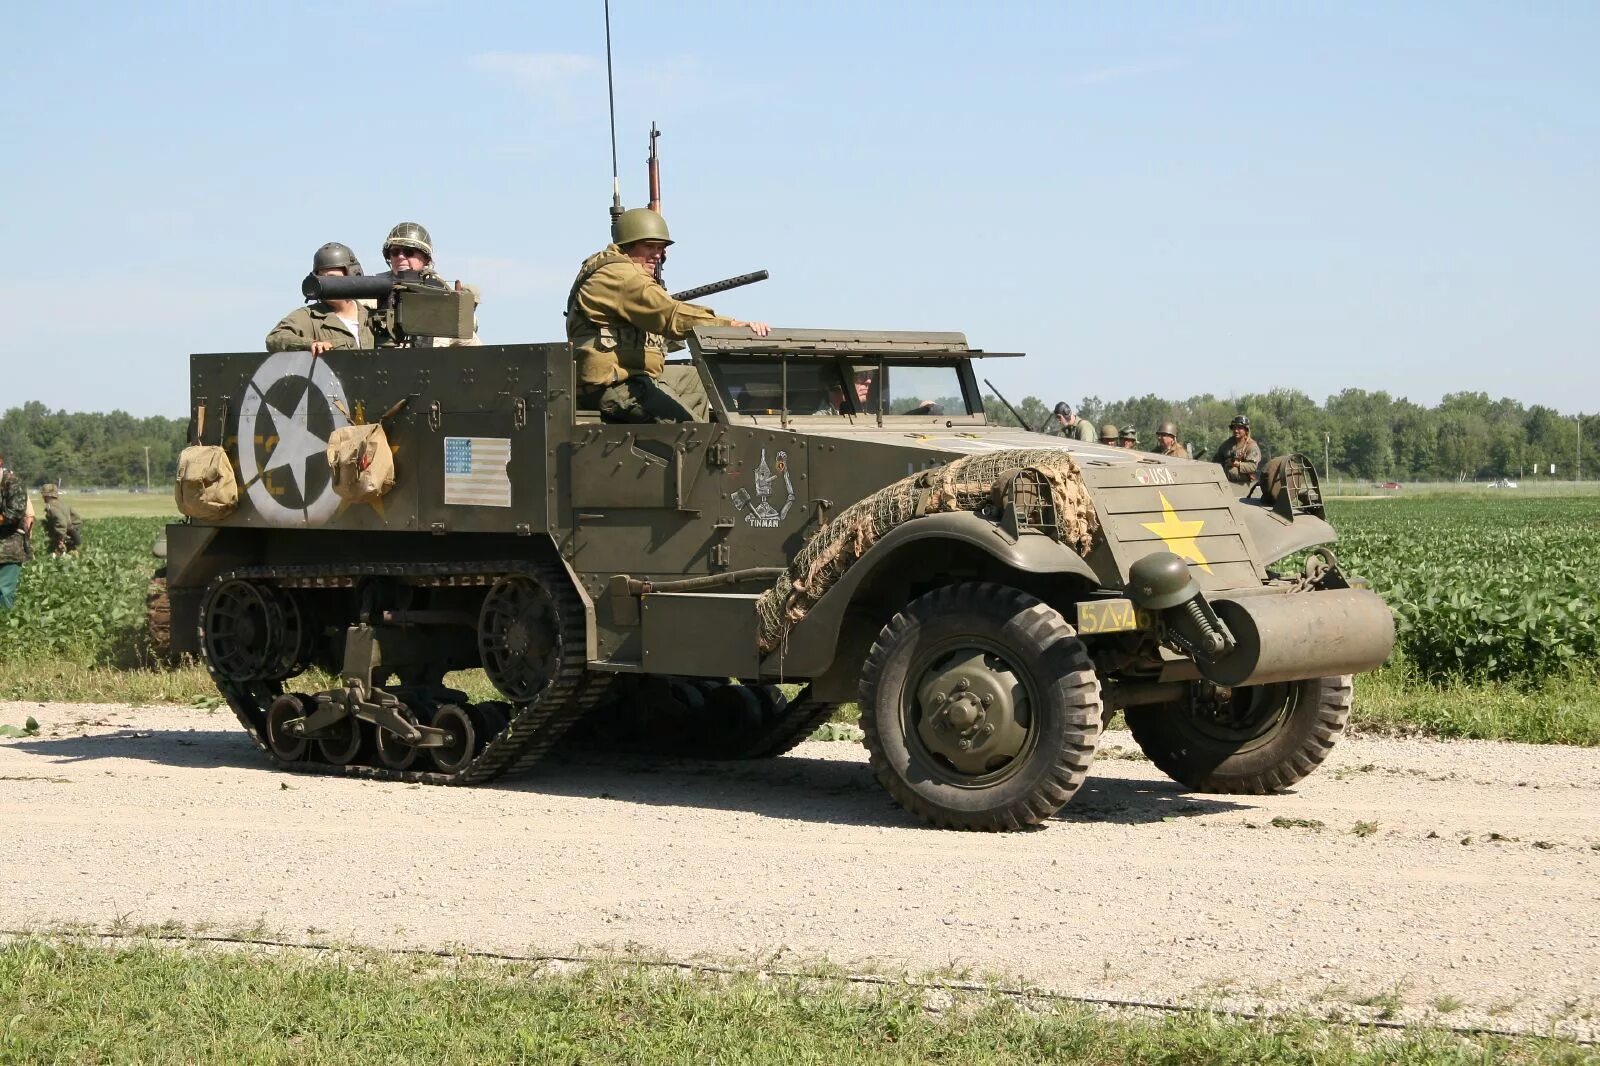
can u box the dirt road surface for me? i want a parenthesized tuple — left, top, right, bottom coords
(2, 701, 1597, 1039)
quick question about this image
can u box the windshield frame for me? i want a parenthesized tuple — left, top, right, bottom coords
(704, 354, 987, 428)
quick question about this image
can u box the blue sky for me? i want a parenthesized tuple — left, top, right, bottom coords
(2, 1, 1595, 417)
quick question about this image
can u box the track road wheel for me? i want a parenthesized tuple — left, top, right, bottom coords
(859, 582, 1103, 831)
(1125, 675, 1353, 794)
(375, 710, 426, 771)
(314, 714, 368, 766)
(264, 694, 311, 762)
(429, 705, 478, 775)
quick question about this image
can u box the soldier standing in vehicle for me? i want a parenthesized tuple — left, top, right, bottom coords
(266, 243, 376, 355)
(1153, 421, 1188, 458)
(1212, 415, 1262, 484)
(1118, 425, 1140, 450)
(1098, 422, 1120, 446)
(0, 458, 28, 610)
(40, 484, 82, 556)
(568, 208, 769, 424)
(376, 222, 481, 348)
(1050, 402, 1096, 441)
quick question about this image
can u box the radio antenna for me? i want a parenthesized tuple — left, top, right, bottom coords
(604, 0, 622, 232)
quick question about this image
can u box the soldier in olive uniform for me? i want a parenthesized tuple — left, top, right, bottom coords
(1118, 425, 1140, 450)
(266, 243, 376, 354)
(1212, 414, 1262, 484)
(0, 458, 28, 610)
(567, 208, 769, 423)
(375, 222, 481, 348)
(40, 484, 82, 556)
(1050, 402, 1096, 441)
(1154, 421, 1187, 458)
(1098, 422, 1120, 446)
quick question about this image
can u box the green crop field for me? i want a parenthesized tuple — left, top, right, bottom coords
(1, 495, 1597, 743)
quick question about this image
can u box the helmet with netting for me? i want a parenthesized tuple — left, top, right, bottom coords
(383, 221, 434, 260)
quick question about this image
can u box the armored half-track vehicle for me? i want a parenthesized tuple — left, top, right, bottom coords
(164, 328, 1394, 830)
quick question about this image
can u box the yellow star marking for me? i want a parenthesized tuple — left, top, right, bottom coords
(1141, 492, 1212, 573)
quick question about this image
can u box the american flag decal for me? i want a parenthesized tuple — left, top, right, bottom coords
(443, 436, 512, 507)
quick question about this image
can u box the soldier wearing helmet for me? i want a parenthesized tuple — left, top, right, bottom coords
(1153, 421, 1188, 458)
(40, 484, 82, 557)
(376, 222, 482, 348)
(1098, 422, 1120, 446)
(567, 207, 769, 423)
(1118, 425, 1140, 450)
(265, 242, 377, 355)
(1212, 414, 1261, 484)
(1050, 401, 1096, 442)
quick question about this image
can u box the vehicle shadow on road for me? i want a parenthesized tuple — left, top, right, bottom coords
(4, 729, 1248, 829)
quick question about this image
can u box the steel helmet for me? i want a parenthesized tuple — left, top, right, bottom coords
(312, 241, 363, 277)
(1119, 425, 1139, 442)
(1157, 421, 1178, 437)
(42, 483, 59, 498)
(1099, 422, 1119, 442)
(1229, 414, 1251, 430)
(383, 222, 434, 260)
(612, 207, 674, 247)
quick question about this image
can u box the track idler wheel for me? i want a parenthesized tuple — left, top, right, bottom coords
(265, 694, 311, 762)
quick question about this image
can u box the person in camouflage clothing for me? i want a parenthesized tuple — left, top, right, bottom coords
(567, 208, 768, 423)
(40, 484, 82, 556)
(1212, 414, 1262, 484)
(266, 242, 376, 354)
(0, 458, 29, 609)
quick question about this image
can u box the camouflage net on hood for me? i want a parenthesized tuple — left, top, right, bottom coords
(755, 449, 1098, 654)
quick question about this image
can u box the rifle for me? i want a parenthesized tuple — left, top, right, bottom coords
(671, 270, 770, 303)
(646, 123, 664, 285)
(983, 378, 1039, 432)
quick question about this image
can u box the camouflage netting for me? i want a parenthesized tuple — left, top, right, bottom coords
(755, 449, 1099, 654)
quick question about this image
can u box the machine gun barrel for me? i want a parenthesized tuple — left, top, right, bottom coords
(670, 269, 769, 303)
(303, 274, 400, 302)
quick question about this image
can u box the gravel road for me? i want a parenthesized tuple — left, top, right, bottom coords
(2, 700, 1597, 1038)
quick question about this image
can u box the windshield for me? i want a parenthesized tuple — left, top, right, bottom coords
(710, 359, 975, 419)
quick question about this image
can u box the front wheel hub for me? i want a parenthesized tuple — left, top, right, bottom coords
(912, 649, 1030, 778)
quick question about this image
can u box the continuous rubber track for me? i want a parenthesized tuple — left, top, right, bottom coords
(201, 561, 604, 786)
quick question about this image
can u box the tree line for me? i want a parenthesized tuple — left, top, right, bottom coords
(0, 402, 186, 489)
(0, 389, 1593, 488)
(988, 388, 1596, 482)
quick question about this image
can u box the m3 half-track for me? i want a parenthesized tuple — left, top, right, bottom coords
(163, 328, 1394, 829)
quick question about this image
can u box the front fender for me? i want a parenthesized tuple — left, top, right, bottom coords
(1235, 502, 1338, 565)
(767, 511, 1098, 676)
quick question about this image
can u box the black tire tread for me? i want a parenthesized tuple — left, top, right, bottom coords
(859, 582, 1102, 832)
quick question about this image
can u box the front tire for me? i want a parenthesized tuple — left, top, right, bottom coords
(1125, 675, 1352, 793)
(859, 582, 1103, 831)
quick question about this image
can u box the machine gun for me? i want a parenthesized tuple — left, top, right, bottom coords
(303, 272, 474, 346)
(670, 270, 769, 303)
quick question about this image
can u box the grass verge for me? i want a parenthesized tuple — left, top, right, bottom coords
(0, 937, 1591, 1065)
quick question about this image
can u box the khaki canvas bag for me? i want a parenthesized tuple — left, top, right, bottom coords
(175, 445, 239, 520)
(326, 423, 395, 504)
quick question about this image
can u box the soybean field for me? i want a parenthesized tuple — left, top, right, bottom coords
(2, 496, 1598, 738)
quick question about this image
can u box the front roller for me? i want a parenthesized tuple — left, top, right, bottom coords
(859, 582, 1104, 831)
